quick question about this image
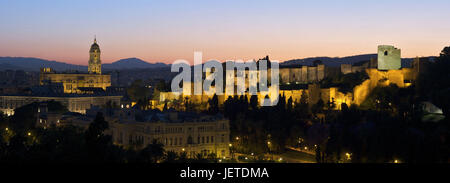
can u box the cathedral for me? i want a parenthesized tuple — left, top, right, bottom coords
(88, 38, 102, 74)
(39, 38, 111, 93)
(1, 38, 120, 115)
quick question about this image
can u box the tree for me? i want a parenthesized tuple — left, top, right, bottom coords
(85, 112, 113, 161)
(300, 90, 308, 105)
(287, 97, 293, 112)
(10, 102, 39, 133)
(423, 46, 450, 119)
(138, 140, 165, 163)
(164, 151, 179, 163)
(153, 80, 168, 100)
(208, 94, 219, 114)
(127, 80, 151, 109)
(250, 95, 258, 110)
(312, 99, 324, 114)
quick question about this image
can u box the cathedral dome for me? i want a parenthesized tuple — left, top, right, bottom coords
(89, 38, 100, 52)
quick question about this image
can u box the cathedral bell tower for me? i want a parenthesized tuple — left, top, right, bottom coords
(88, 37, 102, 74)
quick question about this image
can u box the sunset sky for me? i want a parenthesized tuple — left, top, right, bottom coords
(1, 0, 449, 65)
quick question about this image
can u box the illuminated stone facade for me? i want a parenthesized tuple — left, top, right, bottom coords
(378, 45, 401, 70)
(88, 38, 102, 74)
(40, 68, 111, 94)
(39, 39, 111, 93)
(61, 109, 231, 158)
(109, 114, 231, 158)
(0, 95, 121, 115)
(159, 45, 419, 110)
(279, 64, 325, 84)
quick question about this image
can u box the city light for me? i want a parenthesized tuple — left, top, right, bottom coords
(345, 153, 352, 160)
(0, 0, 447, 171)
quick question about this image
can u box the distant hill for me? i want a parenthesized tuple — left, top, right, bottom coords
(102, 58, 168, 70)
(281, 54, 434, 68)
(282, 54, 378, 67)
(0, 63, 25, 70)
(0, 57, 87, 71)
(0, 57, 168, 71)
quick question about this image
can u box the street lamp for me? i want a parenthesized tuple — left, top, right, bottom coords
(229, 143, 234, 159)
(267, 141, 272, 160)
(345, 152, 352, 161)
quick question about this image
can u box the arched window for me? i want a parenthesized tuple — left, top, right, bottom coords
(384, 51, 388, 56)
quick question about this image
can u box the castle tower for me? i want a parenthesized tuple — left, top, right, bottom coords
(88, 38, 102, 74)
(377, 45, 401, 70)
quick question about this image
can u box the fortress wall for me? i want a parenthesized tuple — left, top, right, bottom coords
(289, 68, 301, 83)
(280, 68, 291, 84)
(317, 65, 325, 81)
(301, 66, 308, 83)
(341, 64, 352, 74)
(307, 67, 317, 82)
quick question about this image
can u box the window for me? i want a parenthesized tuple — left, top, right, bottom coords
(384, 51, 388, 56)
